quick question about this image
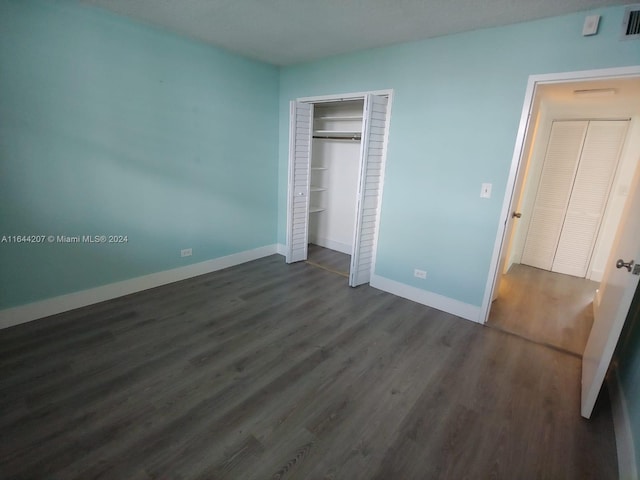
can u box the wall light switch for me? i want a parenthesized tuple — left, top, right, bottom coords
(582, 15, 600, 36)
(480, 183, 492, 199)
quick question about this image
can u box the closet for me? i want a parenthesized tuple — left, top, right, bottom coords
(309, 100, 363, 256)
(286, 93, 390, 287)
(521, 119, 629, 277)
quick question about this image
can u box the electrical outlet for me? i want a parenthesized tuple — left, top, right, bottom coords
(414, 269, 427, 279)
(181, 248, 192, 257)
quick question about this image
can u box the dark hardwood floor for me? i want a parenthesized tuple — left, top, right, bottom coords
(0, 255, 617, 479)
(488, 263, 598, 356)
(306, 244, 350, 277)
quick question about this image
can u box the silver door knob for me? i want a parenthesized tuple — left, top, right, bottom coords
(512, 212, 522, 218)
(616, 259, 635, 272)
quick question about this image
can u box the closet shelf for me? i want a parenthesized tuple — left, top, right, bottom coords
(314, 130, 361, 136)
(309, 206, 325, 213)
(317, 115, 363, 121)
(310, 186, 327, 192)
(311, 167, 328, 171)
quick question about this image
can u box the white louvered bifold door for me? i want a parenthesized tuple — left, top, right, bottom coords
(349, 94, 388, 287)
(552, 120, 629, 277)
(521, 121, 588, 270)
(286, 101, 313, 263)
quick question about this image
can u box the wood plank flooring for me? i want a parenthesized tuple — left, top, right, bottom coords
(488, 264, 598, 356)
(306, 244, 350, 277)
(0, 255, 617, 479)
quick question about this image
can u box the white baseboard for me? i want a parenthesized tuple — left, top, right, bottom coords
(277, 243, 287, 256)
(608, 367, 638, 480)
(0, 244, 278, 330)
(370, 274, 482, 323)
(588, 268, 604, 283)
(308, 236, 352, 255)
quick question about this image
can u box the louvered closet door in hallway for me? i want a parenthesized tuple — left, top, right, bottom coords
(521, 121, 588, 271)
(552, 121, 629, 276)
(521, 120, 629, 278)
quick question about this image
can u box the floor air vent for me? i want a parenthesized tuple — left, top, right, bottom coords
(622, 5, 640, 39)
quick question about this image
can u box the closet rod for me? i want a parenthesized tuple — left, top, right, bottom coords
(312, 135, 361, 141)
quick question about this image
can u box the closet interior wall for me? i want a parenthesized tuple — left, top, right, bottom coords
(309, 100, 364, 254)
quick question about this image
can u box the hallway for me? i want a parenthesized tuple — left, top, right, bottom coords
(488, 264, 598, 356)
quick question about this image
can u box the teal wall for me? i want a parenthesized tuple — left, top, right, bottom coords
(0, 0, 279, 309)
(278, 6, 639, 307)
(616, 284, 640, 471)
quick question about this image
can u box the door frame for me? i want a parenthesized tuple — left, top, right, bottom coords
(480, 65, 640, 324)
(285, 89, 394, 285)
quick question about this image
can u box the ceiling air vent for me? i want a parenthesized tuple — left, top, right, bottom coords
(622, 5, 640, 39)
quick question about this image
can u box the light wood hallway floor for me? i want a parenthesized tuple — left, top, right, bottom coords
(488, 264, 598, 356)
(0, 255, 617, 479)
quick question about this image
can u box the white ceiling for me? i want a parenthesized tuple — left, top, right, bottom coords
(80, 0, 630, 65)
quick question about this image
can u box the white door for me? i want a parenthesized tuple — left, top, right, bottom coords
(286, 101, 313, 263)
(581, 169, 640, 418)
(349, 94, 389, 287)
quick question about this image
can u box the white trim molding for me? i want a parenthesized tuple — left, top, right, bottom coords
(0, 244, 279, 330)
(296, 88, 393, 104)
(370, 274, 481, 323)
(608, 367, 639, 480)
(588, 269, 605, 283)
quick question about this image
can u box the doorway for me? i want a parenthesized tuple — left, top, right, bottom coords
(483, 70, 640, 355)
(285, 90, 393, 287)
